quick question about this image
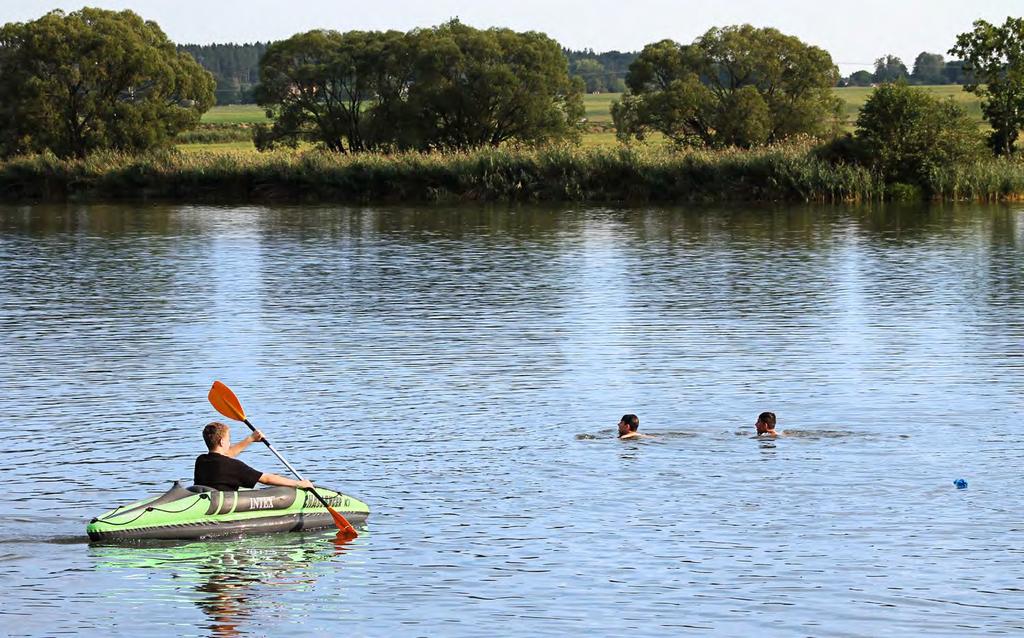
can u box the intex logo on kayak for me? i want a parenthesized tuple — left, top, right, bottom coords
(248, 496, 276, 510)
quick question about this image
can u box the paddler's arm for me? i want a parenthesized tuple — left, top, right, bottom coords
(226, 429, 265, 458)
(258, 473, 314, 490)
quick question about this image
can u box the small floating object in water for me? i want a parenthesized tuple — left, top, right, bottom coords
(953, 478, 968, 489)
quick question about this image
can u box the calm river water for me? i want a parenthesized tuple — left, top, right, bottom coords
(1, 203, 1023, 637)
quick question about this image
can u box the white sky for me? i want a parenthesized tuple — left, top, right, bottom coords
(3, 0, 1021, 74)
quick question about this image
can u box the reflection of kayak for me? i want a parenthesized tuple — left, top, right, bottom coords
(90, 530, 346, 576)
(90, 531, 349, 636)
(87, 481, 370, 541)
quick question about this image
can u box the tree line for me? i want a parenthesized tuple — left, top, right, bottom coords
(842, 52, 967, 86)
(2, 7, 1024, 191)
(177, 42, 269, 104)
(565, 49, 635, 92)
(179, 41, 636, 101)
(181, 42, 974, 99)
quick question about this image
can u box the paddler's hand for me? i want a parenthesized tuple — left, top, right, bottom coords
(296, 479, 314, 490)
(249, 430, 265, 443)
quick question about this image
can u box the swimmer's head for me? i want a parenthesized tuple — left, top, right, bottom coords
(618, 414, 639, 436)
(755, 412, 776, 435)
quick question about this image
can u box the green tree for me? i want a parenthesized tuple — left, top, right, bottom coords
(253, 29, 410, 153)
(911, 52, 946, 84)
(407, 21, 584, 150)
(944, 60, 966, 84)
(572, 58, 608, 93)
(254, 21, 583, 152)
(0, 8, 214, 158)
(847, 70, 874, 86)
(612, 26, 841, 148)
(855, 83, 981, 185)
(950, 17, 1024, 155)
(873, 55, 908, 83)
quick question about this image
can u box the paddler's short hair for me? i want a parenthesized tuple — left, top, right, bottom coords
(203, 422, 230, 450)
(620, 414, 639, 431)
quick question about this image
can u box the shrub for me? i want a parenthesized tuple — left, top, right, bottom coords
(855, 83, 982, 190)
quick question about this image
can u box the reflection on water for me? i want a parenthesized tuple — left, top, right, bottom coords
(91, 532, 350, 638)
(1, 202, 1024, 636)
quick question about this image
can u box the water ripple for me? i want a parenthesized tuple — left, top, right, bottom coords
(0, 203, 1022, 636)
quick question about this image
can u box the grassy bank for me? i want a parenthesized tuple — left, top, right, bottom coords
(3, 144, 1023, 204)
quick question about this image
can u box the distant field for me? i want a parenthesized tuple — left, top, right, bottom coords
(178, 140, 257, 152)
(835, 85, 984, 124)
(200, 104, 269, 125)
(201, 87, 984, 127)
(583, 93, 615, 123)
(190, 86, 987, 152)
(200, 99, 618, 126)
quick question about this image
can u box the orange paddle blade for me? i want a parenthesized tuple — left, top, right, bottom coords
(328, 505, 359, 538)
(208, 381, 247, 422)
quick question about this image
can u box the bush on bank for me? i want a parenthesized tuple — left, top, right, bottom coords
(843, 83, 983, 192)
(0, 144, 1022, 204)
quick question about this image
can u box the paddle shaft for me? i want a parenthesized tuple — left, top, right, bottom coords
(241, 417, 336, 512)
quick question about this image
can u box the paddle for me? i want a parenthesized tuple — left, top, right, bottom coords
(207, 380, 358, 538)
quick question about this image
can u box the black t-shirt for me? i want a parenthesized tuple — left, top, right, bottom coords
(194, 453, 264, 491)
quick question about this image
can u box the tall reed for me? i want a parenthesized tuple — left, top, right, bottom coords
(0, 145, 1020, 203)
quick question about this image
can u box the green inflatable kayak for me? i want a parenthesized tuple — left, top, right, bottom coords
(87, 481, 370, 541)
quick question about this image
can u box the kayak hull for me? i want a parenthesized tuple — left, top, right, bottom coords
(87, 482, 369, 541)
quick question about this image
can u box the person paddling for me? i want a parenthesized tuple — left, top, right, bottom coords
(194, 422, 313, 491)
(617, 414, 653, 439)
(754, 412, 782, 437)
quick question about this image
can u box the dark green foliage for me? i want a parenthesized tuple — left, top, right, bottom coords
(847, 70, 874, 87)
(911, 53, 946, 84)
(177, 42, 268, 104)
(944, 60, 967, 84)
(565, 49, 635, 92)
(0, 9, 214, 159)
(254, 21, 584, 153)
(855, 83, 982, 187)
(409, 21, 585, 151)
(845, 53, 966, 86)
(612, 25, 841, 148)
(950, 17, 1024, 155)
(873, 55, 908, 83)
(572, 59, 609, 93)
(253, 29, 411, 153)
(812, 133, 867, 165)
(178, 43, 633, 102)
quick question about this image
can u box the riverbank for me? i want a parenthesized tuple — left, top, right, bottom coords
(2, 145, 1023, 204)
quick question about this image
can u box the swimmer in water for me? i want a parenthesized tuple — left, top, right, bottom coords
(617, 414, 653, 439)
(755, 411, 781, 436)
